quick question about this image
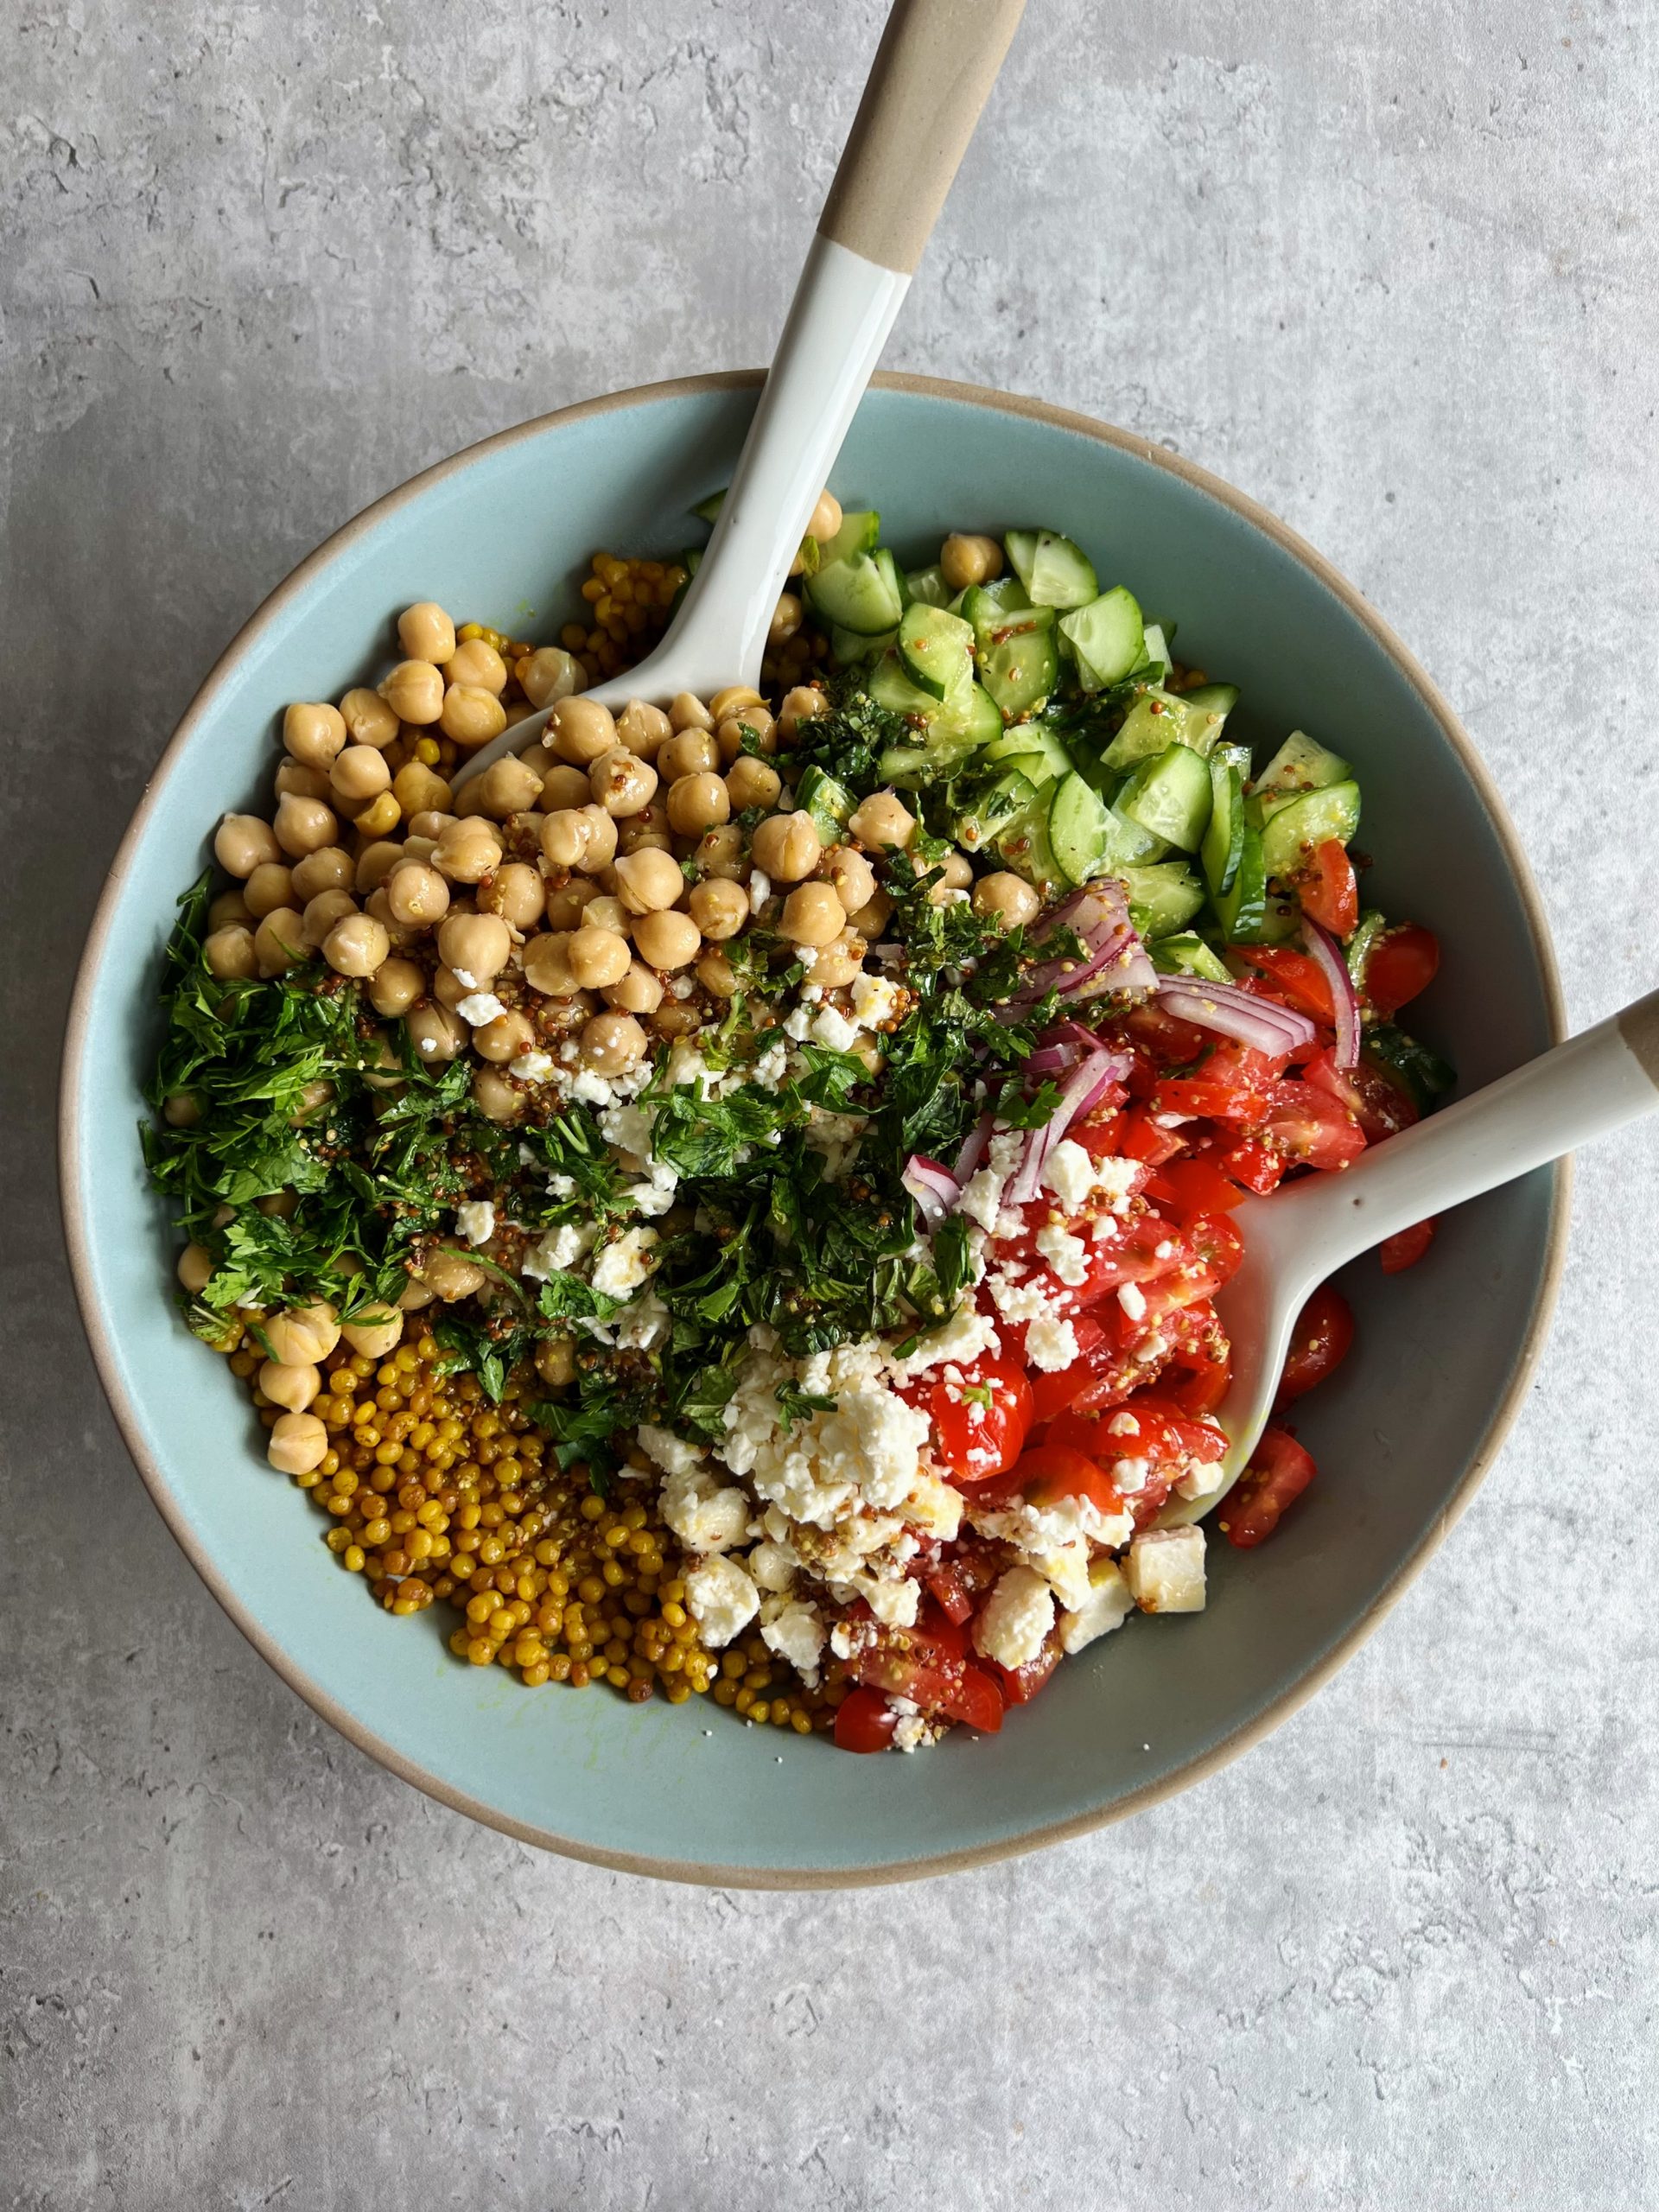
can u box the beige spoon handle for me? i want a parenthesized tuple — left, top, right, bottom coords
(818, 0, 1027, 274)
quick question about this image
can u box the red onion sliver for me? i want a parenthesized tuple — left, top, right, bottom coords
(902, 1154, 960, 1225)
(1154, 976, 1317, 1057)
(953, 1111, 995, 1183)
(1302, 918, 1362, 1070)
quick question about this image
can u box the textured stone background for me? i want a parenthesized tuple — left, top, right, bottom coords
(6, 2, 1659, 2204)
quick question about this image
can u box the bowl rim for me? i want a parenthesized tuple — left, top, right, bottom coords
(59, 369, 1571, 1888)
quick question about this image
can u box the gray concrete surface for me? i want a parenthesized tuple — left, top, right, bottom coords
(6, 2, 1659, 2204)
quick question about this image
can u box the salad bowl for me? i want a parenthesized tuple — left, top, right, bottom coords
(60, 372, 1566, 1885)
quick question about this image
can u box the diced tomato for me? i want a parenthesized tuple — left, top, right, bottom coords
(1122, 1001, 1210, 1067)
(1137, 1213, 1245, 1319)
(1276, 1283, 1355, 1406)
(991, 1627, 1063, 1707)
(1380, 1217, 1437, 1274)
(1255, 1080, 1367, 1172)
(1292, 839, 1359, 937)
(1038, 1409, 1176, 1529)
(1160, 1300, 1232, 1414)
(1027, 1316, 1109, 1421)
(1363, 923, 1440, 1016)
(1304, 1046, 1419, 1144)
(1157, 1040, 1283, 1124)
(1220, 1427, 1318, 1548)
(1145, 1154, 1248, 1223)
(908, 1355, 1033, 1484)
(833, 1685, 899, 1752)
(1116, 1102, 1187, 1165)
(922, 1535, 1006, 1625)
(849, 1623, 1006, 1734)
(1216, 1135, 1285, 1194)
(1230, 944, 1336, 1024)
(977, 1441, 1122, 1515)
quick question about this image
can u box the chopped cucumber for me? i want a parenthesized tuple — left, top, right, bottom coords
(1116, 743, 1213, 852)
(830, 623, 893, 666)
(968, 594, 1060, 718)
(1097, 803, 1169, 868)
(795, 766, 854, 845)
(957, 769, 1039, 853)
(1365, 1020, 1456, 1112)
(1259, 779, 1361, 880)
(1047, 772, 1111, 886)
(1120, 863, 1207, 938)
(867, 649, 946, 718)
(931, 679, 1002, 755)
(868, 656, 999, 779)
(1102, 688, 1221, 772)
(875, 744, 938, 789)
(1004, 529, 1099, 610)
(1255, 728, 1351, 798)
(982, 726, 1073, 780)
(905, 564, 952, 608)
(1214, 823, 1268, 940)
(972, 574, 1034, 616)
(1345, 908, 1388, 984)
(817, 509, 880, 565)
(1058, 586, 1145, 690)
(995, 802, 1064, 890)
(1133, 622, 1173, 685)
(1201, 760, 1245, 898)
(1182, 681, 1239, 728)
(805, 514, 900, 638)
(690, 488, 726, 524)
(897, 602, 975, 702)
(1151, 931, 1232, 984)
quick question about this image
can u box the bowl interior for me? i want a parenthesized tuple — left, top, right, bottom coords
(65, 378, 1562, 1883)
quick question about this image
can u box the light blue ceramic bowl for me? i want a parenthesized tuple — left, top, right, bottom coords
(61, 374, 1567, 1885)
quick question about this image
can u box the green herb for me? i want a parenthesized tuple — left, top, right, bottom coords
(775, 1381, 836, 1429)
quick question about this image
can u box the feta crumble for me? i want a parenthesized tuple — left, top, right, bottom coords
(1059, 1559, 1135, 1654)
(590, 1225, 658, 1299)
(1035, 1224, 1090, 1287)
(1124, 1525, 1207, 1613)
(1025, 1314, 1080, 1372)
(455, 991, 507, 1027)
(454, 1199, 495, 1247)
(974, 1567, 1056, 1669)
(684, 1554, 761, 1648)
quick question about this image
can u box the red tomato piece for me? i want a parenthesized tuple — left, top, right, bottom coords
(910, 1355, 1033, 1484)
(1275, 1283, 1355, 1406)
(1137, 1213, 1245, 1320)
(1220, 1427, 1318, 1548)
(992, 1628, 1064, 1707)
(848, 1641, 1006, 1734)
(922, 1535, 1006, 1625)
(1380, 1217, 1437, 1273)
(1146, 1154, 1248, 1222)
(1027, 1316, 1109, 1422)
(1158, 1041, 1284, 1124)
(1215, 1135, 1284, 1194)
(1304, 1046, 1419, 1144)
(1363, 923, 1440, 1016)
(1293, 838, 1359, 937)
(1122, 1001, 1210, 1067)
(1230, 944, 1337, 1024)
(1116, 1103, 1187, 1165)
(833, 1685, 899, 1752)
(1255, 1080, 1367, 1172)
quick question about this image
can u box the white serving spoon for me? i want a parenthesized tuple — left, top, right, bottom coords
(1166, 988, 1659, 1526)
(455, 0, 1026, 790)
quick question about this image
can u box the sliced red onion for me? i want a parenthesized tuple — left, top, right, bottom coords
(1005, 1043, 1131, 1205)
(1302, 918, 1362, 1070)
(1154, 976, 1317, 1058)
(1014, 883, 1151, 1007)
(953, 1111, 995, 1183)
(902, 1154, 960, 1224)
(1024, 1044, 1075, 1075)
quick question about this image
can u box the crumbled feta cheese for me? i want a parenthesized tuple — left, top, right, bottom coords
(1040, 1137, 1097, 1212)
(1090, 1157, 1142, 1211)
(760, 1599, 826, 1683)
(849, 972, 904, 1029)
(590, 1225, 658, 1299)
(988, 1268, 1059, 1326)
(748, 868, 772, 915)
(1033, 1540, 1094, 1613)
(783, 1004, 814, 1042)
(661, 1465, 753, 1554)
(1025, 1314, 1080, 1371)
(450, 966, 481, 991)
(521, 1221, 591, 1280)
(634, 1423, 704, 1478)
(974, 1566, 1056, 1669)
(684, 1554, 761, 1647)
(1124, 1524, 1207, 1613)
(569, 1068, 616, 1106)
(509, 1049, 556, 1084)
(887, 1303, 1000, 1378)
(956, 1167, 1004, 1235)
(716, 1345, 930, 1524)
(988, 1129, 1026, 1179)
(857, 1574, 921, 1628)
(810, 1004, 859, 1053)
(792, 944, 819, 974)
(1060, 1559, 1135, 1653)
(747, 1540, 799, 1592)
(455, 991, 507, 1027)
(599, 1101, 655, 1158)
(1035, 1224, 1090, 1287)
(621, 1165, 679, 1217)
(454, 1199, 495, 1247)
(753, 1040, 788, 1086)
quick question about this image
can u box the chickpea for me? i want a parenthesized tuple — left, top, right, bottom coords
(381, 861, 448, 929)
(397, 1279, 436, 1313)
(431, 965, 467, 1009)
(264, 1302, 340, 1365)
(258, 1357, 321, 1414)
(547, 696, 618, 766)
(778, 685, 827, 740)
(325, 747, 386, 810)
(440, 684, 507, 750)
(520, 646, 583, 710)
(341, 1303, 404, 1358)
(972, 870, 1041, 929)
(301, 888, 358, 947)
(724, 756, 780, 812)
(826, 846, 877, 915)
(782, 880, 847, 948)
(240, 861, 294, 919)
(613, 846, 685, 915)
(349, 848, 401, 900)
(696, 947, 739, 998)
(340, 687, 401, 749)
(810, 929, 867, 989)
(419, 1249, 488, 1302)
(472, 754, 543, 819)
(696, 824, 747, 881)
(688, 877, 749, 941)
(604, 961, 665, 1014)
(289, 846, 353, 901)
(716, 708, 776, 765)
(578, 804, 620, 869)
(580, 1010, 648, 1074)
(768, 590, 803, 650)
(274, 759, 332, 803)
(472, 1008, 536, 1064)
(253, 907, 308, 976)
(542, 878, 597, 931)
(522, 931, 578, 996)
(380, 659, 446, 725)
(433, 816, 502, 885)
(176, 1243, 214, 1294)
(367, 957, 424, 1016)
(568, 925, 633, 990)
(849, 791, 915, 851)
(352, 791, 402, 839)
(203, 923, 257, 979)
(616, 804, 671, 857)
(406, 1001, 466, 1061)
(268, 1412, 329, 1476)
(534, 763, 589, 812)
(394, 601, 454, 664)
(582, 894, 630, 936)
(163, 1093, 201, 1129)
(848, 888, 894, 940)
(214, 813, 281, 879)
(391, 761, 453, 819)
(473, 1065, 525, 1123)
(445, 638, 506, 694)
(940, 531, 1004, 591)
(273, 792, 339, 858)
(436, 911, 512, 985)
(658, 729, 719, 782)
(324, 912, 391, 978)
(808, 488, 842, 542)
(615, 699, 671, 759)
(632, 907, 702, 971)
(256, 1189, 299, 1220)
(667, 691, 714, 734)
(482, 861, 545, 931)
(666, 771, 731, 837)
(710, 684, 764, 723)
(927, 849, 976, 904)
(752, 810, 822, 883)
(207, 889, 252, 930)
(536, 1336, 577, 1389)
(283, 701, 346, 772)
(590, 747, 659, 817)
(540, 808, 591, 869)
